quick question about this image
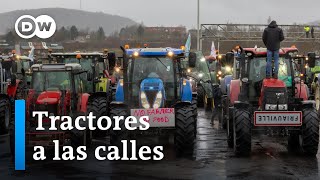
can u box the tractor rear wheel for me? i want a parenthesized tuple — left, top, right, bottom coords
(0, 98, 10, 135)
(233, 108, 251, 156)
(87, 96, 109, 138)
(71, 129, 92, 148)
(197, 86, 204, 107)
(301, 108, 319, 156)
(175, 105, 196, 157)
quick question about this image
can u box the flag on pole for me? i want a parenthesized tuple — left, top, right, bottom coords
(185, 33, 191, 56)
(210, 41, 217, 58)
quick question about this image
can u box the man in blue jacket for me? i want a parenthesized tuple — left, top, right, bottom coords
(263, 20, 285, 79)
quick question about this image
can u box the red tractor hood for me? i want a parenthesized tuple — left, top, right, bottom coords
(262, 78, 286, 88)
(36, 91, 61, 105)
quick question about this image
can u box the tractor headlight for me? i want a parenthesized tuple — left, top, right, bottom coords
(153, 91, 163, 109)
(225, 66, 231, 72)
(140, 91, 150, 109)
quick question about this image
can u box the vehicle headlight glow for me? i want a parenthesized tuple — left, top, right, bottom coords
(200, 57, 205, 62)
(153, 91, 163, 109)
(225, 66, 231, 72)
(198, 73, 203, 78)
(218, 71, 222, 75)
(140, 91, 150, 109)
(187, 68, 191, 73)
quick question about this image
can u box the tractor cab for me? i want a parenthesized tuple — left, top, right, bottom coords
(16, 63, 92, 151)
(110, 47, 197, 156)
(241, 47, 299, 105)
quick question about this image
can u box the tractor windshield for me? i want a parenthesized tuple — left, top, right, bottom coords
(32, 71, 71, 92)
(60, 58, 93, 72)
(249, 57, 292, 87)
(129, 56, 175, 99)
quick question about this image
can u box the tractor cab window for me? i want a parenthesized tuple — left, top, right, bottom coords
(131, 57, 175, 98)
(32, 71, 71, 92)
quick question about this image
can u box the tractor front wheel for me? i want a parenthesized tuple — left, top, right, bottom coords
(233, 108, 251, 156)
(175, 105, 196, 157)
(197, 86, 204, 107)
(87, 96, 109, 138)
(110, 106, 129, 148)
(0, 98, 10, 134)
(301, 108, 319, 156)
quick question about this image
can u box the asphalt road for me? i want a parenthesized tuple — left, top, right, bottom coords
(0, 109, 319, 180)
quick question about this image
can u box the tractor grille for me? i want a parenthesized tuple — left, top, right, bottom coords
(144, 83, 160, 91)
(263, 87, 288, 104)
(145, 90, 158, 106)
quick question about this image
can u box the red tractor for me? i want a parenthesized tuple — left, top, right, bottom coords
(9, 63, 93, 155)
(0, 56, 26, 134)
(223, 47, 319, 156)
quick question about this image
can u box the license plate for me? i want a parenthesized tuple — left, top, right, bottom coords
(254, 111, 302, 126)
(131, 108, 175, 127)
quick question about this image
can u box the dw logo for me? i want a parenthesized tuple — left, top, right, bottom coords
(15, 15, 56, 39)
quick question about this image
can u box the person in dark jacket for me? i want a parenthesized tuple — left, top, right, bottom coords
(311, 26, 315, 38)
(262, 20, 285, 79)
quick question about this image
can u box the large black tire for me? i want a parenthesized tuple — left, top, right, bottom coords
(220, 96, 228, 129)
(175, 105, 196, 157)
(301, 108, 319, 156)
(110, 106, 129, 146)
(191, 98, 198, 137)
(9, 117, 14, 157)
(227, 107, 234, 148)
(233, 108, 251, 156)
(197, 86, 204, 107)
(87, 96, 109, 138)
(0, 98, 10, 135)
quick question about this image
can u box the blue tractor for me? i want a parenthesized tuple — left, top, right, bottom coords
(110, 47, 197, 156)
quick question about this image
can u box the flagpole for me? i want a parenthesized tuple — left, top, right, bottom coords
(197, 0, 200, 51)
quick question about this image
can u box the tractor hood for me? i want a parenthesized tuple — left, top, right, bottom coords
(140, 76, 165, 109)
(262, 78, 286, 88)
(36, 91, 61, 105)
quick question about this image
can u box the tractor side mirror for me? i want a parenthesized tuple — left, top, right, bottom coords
(224, 52, 234, 66)
(87, 72, 93, 81)
(308, 52, 316, 68)
(188, 52, 196, 68)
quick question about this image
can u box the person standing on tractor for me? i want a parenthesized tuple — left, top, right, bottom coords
(262, 20, 285, 79)
(304, 26, 310, 38)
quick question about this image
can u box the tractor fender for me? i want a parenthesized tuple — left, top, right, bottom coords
(115, 79, 124, 102)
(301, 100, 315, 109)
(220, 75, 232, 95)
(295, 83, 308, 101)
(229, 79, 241, 106)
(80, 93, 90, 113)
(7, 79, 22, 98)
(180, 78, 192, 103)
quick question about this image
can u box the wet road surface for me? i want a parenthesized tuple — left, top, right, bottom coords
(0, 109, 320, 179)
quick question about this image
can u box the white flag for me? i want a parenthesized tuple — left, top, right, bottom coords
(210, 41, 217, 58)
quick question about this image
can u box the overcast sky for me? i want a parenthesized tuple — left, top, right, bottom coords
(0, 0, 319, 28)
